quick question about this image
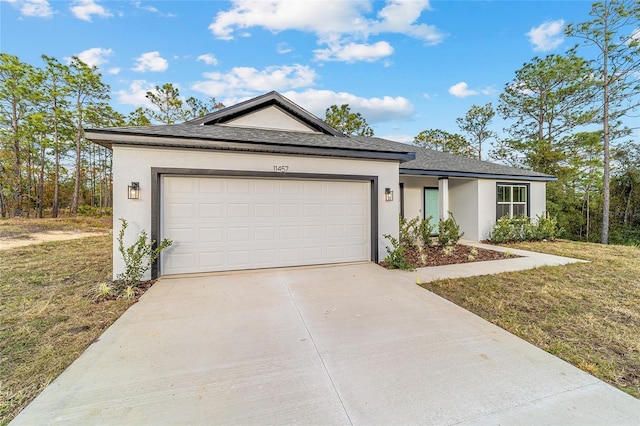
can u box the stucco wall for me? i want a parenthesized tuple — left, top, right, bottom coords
(399, 175, 438, 221)
(225, 106, 318, 133)
(530, 181, 547, 219)
(398, 176, 547, 241)
(449, 178, 480, 240)
(112, 145, 400, 279)
(477, 179, 548, 240)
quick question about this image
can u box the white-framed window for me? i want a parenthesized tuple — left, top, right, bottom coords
(497, 184, 528, 219)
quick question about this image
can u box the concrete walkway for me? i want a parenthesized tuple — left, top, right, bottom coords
(11, 248, 639, 425)
(405, 240, 588, 282)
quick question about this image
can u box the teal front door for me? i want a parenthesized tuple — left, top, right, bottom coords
(424, 187, 439, 232)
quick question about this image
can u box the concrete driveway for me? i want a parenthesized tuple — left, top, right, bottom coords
(13, 263, 640, 425)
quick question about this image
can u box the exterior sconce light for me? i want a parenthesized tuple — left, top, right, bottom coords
(385, 187, 393, 202)
(128, 182, 140, 199)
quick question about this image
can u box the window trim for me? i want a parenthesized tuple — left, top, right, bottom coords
(496, 182, 530, 220)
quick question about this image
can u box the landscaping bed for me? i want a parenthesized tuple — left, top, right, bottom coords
(380, 243, 514, 269)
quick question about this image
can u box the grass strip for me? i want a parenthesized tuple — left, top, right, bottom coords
(419, 240, 640, 399)
(0, 234, 133, 425)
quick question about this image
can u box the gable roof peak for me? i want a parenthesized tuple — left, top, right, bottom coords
(185, 91, 346, 137)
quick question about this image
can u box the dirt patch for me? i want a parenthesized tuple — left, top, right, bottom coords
(0, 230, 108, 251)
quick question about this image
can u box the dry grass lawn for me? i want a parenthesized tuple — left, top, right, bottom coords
(419, 240, 640, 399)
(0, 218, 132, 425)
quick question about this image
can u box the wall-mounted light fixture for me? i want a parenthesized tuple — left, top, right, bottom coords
(128, 182, 140, 199)
(385, 187, 393, 202)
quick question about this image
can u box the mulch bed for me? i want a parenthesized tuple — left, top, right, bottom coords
(88, 279, 158, 302)
(380, 244, 518, 269)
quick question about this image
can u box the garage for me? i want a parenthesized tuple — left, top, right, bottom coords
(160, 175, 371, 275)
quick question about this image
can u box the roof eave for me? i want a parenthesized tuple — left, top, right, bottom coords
(400, 168, 556, 182)
(85, 130, 415, 162)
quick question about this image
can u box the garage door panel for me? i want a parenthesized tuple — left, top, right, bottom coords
(348, 224, 366, 238)
(199, 203, 223, 217)
(228, 203, 250, 217)
(199, 178, 224, 193)
(200, 228, 223, 242)
(255, 226, 276, 240)
(161, 176, 370, 275)
(303, 225, 323, 239)
(199, 251, 224, 268)
(280, 204, 299, 216)
(228, 179, 251, 193)
(166, 203, 194, 219)
(280, 226, 301, 239)
(228, 250, 251, 265)
(228, 227, 251, 241)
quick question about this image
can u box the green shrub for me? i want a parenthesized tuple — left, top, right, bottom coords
(399, 215, 420, 248)
(489, 216, 515, 244)
(116, 217, 172, 290)
(437, 213, 464, 247)
(418, 215, 436, 247)
(383, 234, 415, 270)
(77, 205, 113, 217)
(532, 214, 561, 241)
(490, 214, 561, 243)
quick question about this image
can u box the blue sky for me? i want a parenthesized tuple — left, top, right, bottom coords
(1, 0, 637, 147)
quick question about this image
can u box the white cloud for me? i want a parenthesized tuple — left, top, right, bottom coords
(70, 0, 112, 21)
(3, 0, 54, 18)
(276, 43, 293, 54)
(449, 82, 477, 98)
(448, 82, 494, 98)
(314, 41, 393, 62)
(378, 134, 414, 143)
(192, 64, 317, 97)
(132, 1, 157, 13)
(132, 51, 168, 72)
(209, 0, 444, 62)
(197, 53, 218, 66)
(371, 0, 442, 45)
(527, 20, 565, 52)
(282, 89, 414, 123)
(132, 1, 175, 17)
(72, 47, 113, 68)
(116, 80, 156, 108)
(107, 67, 120, 75)
(21, 0, 53, 17)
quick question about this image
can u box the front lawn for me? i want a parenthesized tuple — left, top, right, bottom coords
(419, 240, 640, 398)
(0, 232, 132, 425)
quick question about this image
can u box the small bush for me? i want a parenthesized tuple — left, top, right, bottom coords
(116, 218, 172, 291)
(383, 233, 415, 270)
(532, 214, 561, 241)
(77, 205, 113, 217)
(418, 215, 436, 247)
(490, 214, 561, 243)
(437, 213, 464, 247)
(399, 216, 420, 249)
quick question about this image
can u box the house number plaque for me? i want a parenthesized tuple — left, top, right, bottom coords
(273, 165, 289, 173)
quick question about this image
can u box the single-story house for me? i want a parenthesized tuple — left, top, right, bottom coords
(86, 91, 554, 279)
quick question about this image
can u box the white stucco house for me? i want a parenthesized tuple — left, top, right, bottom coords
(86, 91, 555, 279)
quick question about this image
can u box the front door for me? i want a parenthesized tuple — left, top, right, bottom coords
(424, 187, 439, 232)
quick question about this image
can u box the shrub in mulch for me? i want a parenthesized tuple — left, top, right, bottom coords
(380, 244, 518, 270)
(87, 279, 158, 302)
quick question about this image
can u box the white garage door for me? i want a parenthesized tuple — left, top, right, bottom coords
(161, 176, 371, 275)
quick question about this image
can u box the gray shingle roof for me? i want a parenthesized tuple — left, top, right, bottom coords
(86, 89, 554, 181)
(186, 91, 345, 137)
(362, 139, 554, 180)
(86, 124, 414, 155)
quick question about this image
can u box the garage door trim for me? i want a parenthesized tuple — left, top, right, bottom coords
(150, 167, 379, 278)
